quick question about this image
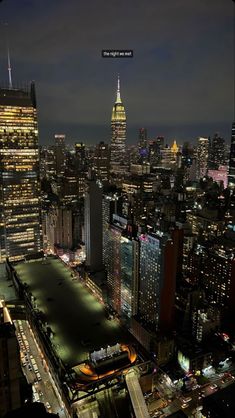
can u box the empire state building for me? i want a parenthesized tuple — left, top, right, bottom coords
(110, 76, 126, 174)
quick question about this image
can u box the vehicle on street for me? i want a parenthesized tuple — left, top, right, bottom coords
(34, 393, 40, 402)
(33, 364, 39, 373)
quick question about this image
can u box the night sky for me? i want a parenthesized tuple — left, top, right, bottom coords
(0, 0, 234, 145)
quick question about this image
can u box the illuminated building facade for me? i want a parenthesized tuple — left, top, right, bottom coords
(39, 146, 56, 179)
(0, 84, 42, 262)
(192, 305, 220, 343)
(208, 133, 225, 169)
(120, 231, 139, 323)
(138, 230, 178, 333)
(187, 212, 224, 239)
(75, 142, 86, 171)
(160, 144, 178, 168)
(61, 153, 78, 205)
(75, 142, 87, 197)
(171, 140, 179, 155)
(184, 242, 235, 320)
(54, 134, 66, 176)
(110, 76, 126, 174)
(138, 128, 147, 148)
(196, 137, 209, 179)
(102, 192, 121, 267)
(148, 137, 163, 168)
(203, 248, 235, 311)
(138, 128, 148, 163)
(104, 215, 128, 314)
(93, 141, 110, 182)
(207, 165, 228, 189)
(228, 122, 235, 189)
(138, 233, 165, 331)
(106, 224, 123, 314)
(104, 214, 139, 323)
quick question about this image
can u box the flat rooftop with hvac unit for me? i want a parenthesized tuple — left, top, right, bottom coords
(13, 257, 134, 369)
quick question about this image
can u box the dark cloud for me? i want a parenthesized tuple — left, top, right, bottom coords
(0, 0, 234, 144)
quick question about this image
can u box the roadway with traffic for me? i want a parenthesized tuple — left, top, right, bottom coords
(14, 319, 68, 418)
(147, 365, 235, 417)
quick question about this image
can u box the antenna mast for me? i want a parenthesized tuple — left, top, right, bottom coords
(7, 46, 12, 89)
(4, 23, 13, 89)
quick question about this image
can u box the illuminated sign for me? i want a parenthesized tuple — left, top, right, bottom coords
(178, 350, 190, 372)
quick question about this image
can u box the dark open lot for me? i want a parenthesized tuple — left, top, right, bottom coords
(15, 258, 130, 367)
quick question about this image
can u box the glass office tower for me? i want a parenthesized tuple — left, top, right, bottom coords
(0, 83, 42, 262)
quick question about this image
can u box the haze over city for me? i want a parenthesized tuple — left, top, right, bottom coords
(0, 0, 234, 144)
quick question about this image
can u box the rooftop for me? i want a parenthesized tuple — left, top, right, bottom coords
(0, 83, 36, 107)
(14, 257, 131, 367)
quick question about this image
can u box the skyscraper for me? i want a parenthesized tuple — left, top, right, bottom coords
(138, 128, 148, 164)
(103, 213, 139, 323)
(208, 133, 225, 169)
(138, 128, 147, 148)
(0, 84, 42, 262)
(93, 141, 110, 182)
(75, 142, 86, 171)
(137, 231, 177, 332)
(138, 233, 166, 331)
(228, 123, 235, 189)
(110, 76, 126, 174)
(196, 137, 209, 179)
(84, 173, 103, 271)
(54, 134, 66, 176)
(75, 142, 87, 198)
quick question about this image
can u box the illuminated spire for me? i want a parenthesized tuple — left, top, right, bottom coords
(111, 76, 126, 122)
(116, 75, 121, 103)
(171, 140, 179, 154)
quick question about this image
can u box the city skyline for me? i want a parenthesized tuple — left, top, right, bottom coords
(0, 0, 234, 144)
(1, 2, 235, 417)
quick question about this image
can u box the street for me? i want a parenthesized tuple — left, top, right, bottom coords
(147, 365, 235, 417)
(14, 319, 69, 418)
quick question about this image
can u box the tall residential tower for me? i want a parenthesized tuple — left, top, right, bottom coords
(0, 84, 42, 262)
(110, 76, 126, 174)
(196, 137, 209, 179)
(228, 123, 235, 189)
